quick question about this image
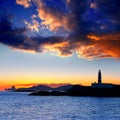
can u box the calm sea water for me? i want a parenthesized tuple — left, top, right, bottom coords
(0, 92, 120, 120)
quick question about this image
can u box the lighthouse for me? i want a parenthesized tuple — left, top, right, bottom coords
(98, 70, 102, 84)
(91, 70, 113, 88)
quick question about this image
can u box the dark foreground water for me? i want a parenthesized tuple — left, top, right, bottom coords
(0, 92, 120, 120)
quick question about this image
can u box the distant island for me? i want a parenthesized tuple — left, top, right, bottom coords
(5, 86, 16, 91)
(6, 70, 120, 97)
(6, 84, 73, 92)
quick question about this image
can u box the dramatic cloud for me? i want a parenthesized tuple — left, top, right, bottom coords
(0, 17, 67, 54)
(16, 0, 31, 8)
(25, 20, 40, 32)
(0, 0, 120, 60)
(36, 0, 69, 31)
(16, 0, 88, 32)
(87, 34, 120, 59)
(15, 0, 120, 33)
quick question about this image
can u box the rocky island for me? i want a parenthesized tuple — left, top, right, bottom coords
(29, 70, 120, 97)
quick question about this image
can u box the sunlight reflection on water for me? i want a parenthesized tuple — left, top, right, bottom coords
(0, 92, 120, 120)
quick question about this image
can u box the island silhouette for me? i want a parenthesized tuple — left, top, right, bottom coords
(29, 70, 120, 97)
(6, 70, 120, 97)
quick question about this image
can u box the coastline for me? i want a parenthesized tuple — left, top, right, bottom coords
(29, 85, 120, 97)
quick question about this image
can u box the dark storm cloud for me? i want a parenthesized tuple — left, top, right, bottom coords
(15, 0, 120, 33)
(96, 0, 120, 20)
(0, 17, 40, 51)
(95, 0, 120, 32)
(0, 0, 120, 59)
(0, 17, 70, 55)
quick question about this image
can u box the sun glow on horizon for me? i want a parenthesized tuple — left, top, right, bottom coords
(1, 73, 120, 90)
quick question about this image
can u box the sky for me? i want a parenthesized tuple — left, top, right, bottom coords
(0, 0, 120, 90)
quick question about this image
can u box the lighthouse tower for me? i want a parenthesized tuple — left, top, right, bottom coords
(91, 70, 113, 88)
(98, 70, 102, 84)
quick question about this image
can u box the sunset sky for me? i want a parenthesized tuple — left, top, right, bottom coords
(0, 0, 120, 90)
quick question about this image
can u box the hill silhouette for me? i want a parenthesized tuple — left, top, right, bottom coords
(15, 85, 51, 92)
(15, 84, 73, 92)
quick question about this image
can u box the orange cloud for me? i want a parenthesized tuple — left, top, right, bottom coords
(1, 10, 120, 60)
(87, 35, 100, 41)
(90, 3, 97, 9)
(95, 34, 120, 59)
(43, 41, 72, 57)
(15, 0, 86, 32)
(85, 33, 120, 59)
(41, 33, 120, 59)
(36, 1, 69, 31)
(16, 0, 71, 32)
(25, 20, 40, 32)
(16, 0, 31, 8)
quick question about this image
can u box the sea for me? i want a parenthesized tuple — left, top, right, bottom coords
(0, 92, 120, 120)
